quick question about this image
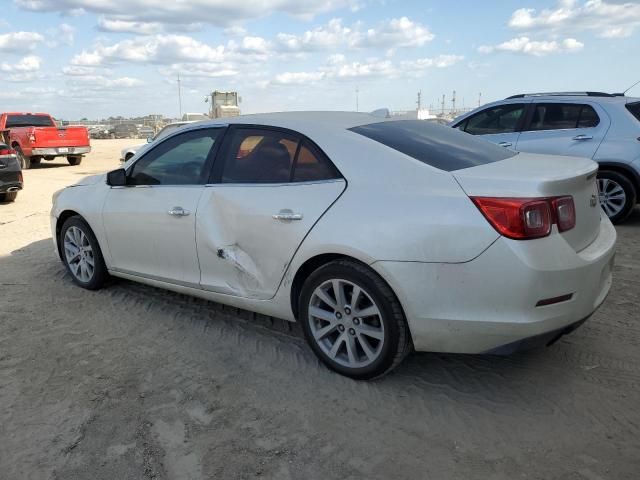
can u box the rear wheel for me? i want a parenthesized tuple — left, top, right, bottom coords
(597, 171, 636, 223)
(30, 157, 42, 165)
(60, 216, 108, 289)
(0, 191, 18, 202)
(299, 259, 411, 379)
(67, 155, 82, 166)
(14, 146, 30, 169)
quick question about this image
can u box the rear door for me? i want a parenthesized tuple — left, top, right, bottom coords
(454, 102, 528, 149)
(515, 101, 609, 158)
(196, 126, 345, 299)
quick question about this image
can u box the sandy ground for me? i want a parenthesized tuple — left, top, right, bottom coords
(1, 139, 639, 479)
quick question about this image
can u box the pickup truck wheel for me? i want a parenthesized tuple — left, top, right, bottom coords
(14, 146, 30, 169)
(30, 157, 42, 165)
(67, 155, 82, 166)
(0, 191, 18, 202)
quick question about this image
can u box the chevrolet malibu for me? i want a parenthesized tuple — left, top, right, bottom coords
(51, 112, 616, 379)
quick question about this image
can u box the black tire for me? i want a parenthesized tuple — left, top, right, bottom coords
(298, 259, 412, 380)
(30, 157, 42, 165)
(597, 170, 636, 224)
(0, 191, 18, 202)
(60, 216, 109, 290)
(67, 155, 82, 166)
(14, 145, 30, 169)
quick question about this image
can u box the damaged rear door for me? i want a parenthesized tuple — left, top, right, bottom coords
(195, 126, 345, 299)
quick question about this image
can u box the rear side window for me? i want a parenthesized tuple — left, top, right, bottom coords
(5, 114, 55, 128)
(626, 102, 640, 122)
(219, 128, 340, 183)
(459, 104, 525, 135)
(350, 120, 517, 172)
(528, 103, 600, 131)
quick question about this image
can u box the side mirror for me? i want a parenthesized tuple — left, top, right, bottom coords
(147, 136, 154, 143)
(106, 168, 127, 187)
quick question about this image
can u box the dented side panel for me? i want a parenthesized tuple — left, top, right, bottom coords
(195, 180, 346, 299)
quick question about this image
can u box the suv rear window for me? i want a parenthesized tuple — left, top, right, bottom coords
(626, 102, 640, 122)
(5, 114, 55, 128)
(349, 120, 517, 171)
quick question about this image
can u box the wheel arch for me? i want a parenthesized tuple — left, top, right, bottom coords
(598, 161, 640, 201)
(288, 253, 409, 330)
(55, 210, 95, 260)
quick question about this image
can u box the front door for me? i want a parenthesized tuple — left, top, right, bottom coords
(456, 102, 528, 149)
(102, 127, 223, 286)
(515, 102, 609, 158)
(196, 126, 346, 299)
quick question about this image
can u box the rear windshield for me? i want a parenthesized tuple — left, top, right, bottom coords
(5, 114, 55, 128)
(349, 120, 517, 171)
(626, 102, 640, 122)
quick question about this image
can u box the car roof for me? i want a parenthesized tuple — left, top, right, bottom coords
(192, 111, 384, 132)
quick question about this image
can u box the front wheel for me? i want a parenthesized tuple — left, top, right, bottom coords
(60, 216, 109, 289)
(597, 171, 636, 223)
(299, 260, 412, 380)
(67, 155, 82, 166)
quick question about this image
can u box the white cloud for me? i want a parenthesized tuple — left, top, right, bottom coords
(478, 36, 584, 56)
(272, 71, 326, 85)
(14, 0, 361, 29)
(274, 17, 434, 53)
(46, 23, 75, 47)
(1, 55, 41, 72)
(97, 17, 165, 35)
(508, 0, 640, 38)
(0, 31, 44, 53)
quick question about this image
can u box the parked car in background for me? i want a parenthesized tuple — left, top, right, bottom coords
(137, 126, 155, 139)
(52, 112, 615, 379)
(112, 123, 138, 139)
(0, 112, 91, 169)
(88, 126, 113, 139)
(451, 92, 640, 223)
(120, 121, 194, 162)
(0, 142, 22, 203)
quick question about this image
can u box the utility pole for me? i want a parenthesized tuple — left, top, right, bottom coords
(416, 90, 422, 110)
(441, 94, 445, 115)
(355, 87, 359, 112)
(478, 92, 482, 107)
(451, 90, 456, 115)
(177, 74, 183, 119)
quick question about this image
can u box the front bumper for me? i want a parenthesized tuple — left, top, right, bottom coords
(31, 146, 91, 156)
(373, 215, 616, 354)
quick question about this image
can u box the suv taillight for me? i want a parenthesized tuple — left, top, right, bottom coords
(0, 148, 15, 155)
(471, 196, 575, 240)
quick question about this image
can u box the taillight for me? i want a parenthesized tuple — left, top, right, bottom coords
(471, 196, 575, 240)
(0, 148, 15, 155)
(552, 196, 576, 232)
(29, 133, 36, 143)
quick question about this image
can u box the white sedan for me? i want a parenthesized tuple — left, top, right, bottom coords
(51, 112, 616, 379)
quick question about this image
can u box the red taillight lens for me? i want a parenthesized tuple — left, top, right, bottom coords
(551, 196, 576, 232)
(472, 195, 577, 240)
(0, 148, 15, 155)
(471, 197, 552, 239)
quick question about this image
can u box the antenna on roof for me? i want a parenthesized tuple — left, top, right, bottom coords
(621, 79, 640, 95)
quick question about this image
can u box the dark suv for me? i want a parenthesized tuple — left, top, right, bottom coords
(0, 142, 23, 202)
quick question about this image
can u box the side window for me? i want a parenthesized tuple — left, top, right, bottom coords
(221, 129, 298, 183)
(528, 103, 600, 131)
(128, 128, 220, 186)
(292, 141, 340, 182)
(463, 104, 525, 135)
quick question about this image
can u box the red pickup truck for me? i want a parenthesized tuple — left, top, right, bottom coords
(0, 112, 91, 169)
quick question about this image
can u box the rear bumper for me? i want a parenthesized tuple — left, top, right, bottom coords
(31, 146, 91, 156)
(373, 214, 616, 354)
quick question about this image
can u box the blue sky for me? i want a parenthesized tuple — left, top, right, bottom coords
(0, 0, 639, 120)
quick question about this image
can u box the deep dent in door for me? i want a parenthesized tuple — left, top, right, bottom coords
(215, 244, 264, 296)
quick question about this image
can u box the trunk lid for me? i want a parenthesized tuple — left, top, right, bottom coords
(33, 126, 90, 148)
(453, 152, 601, 252)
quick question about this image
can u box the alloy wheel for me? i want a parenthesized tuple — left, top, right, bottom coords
(308, 279, 385, 369)
(597, 177, 626, 218)
(63, 226, 95, 283)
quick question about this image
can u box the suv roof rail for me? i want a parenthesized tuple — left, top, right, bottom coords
(506, 91, 618, 99)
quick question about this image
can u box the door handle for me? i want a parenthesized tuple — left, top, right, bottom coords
(167, 206, 190, 216)
(273, 211, 303, 221)
(572, 134, 593, 141)
(498, 141, 512, 148)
